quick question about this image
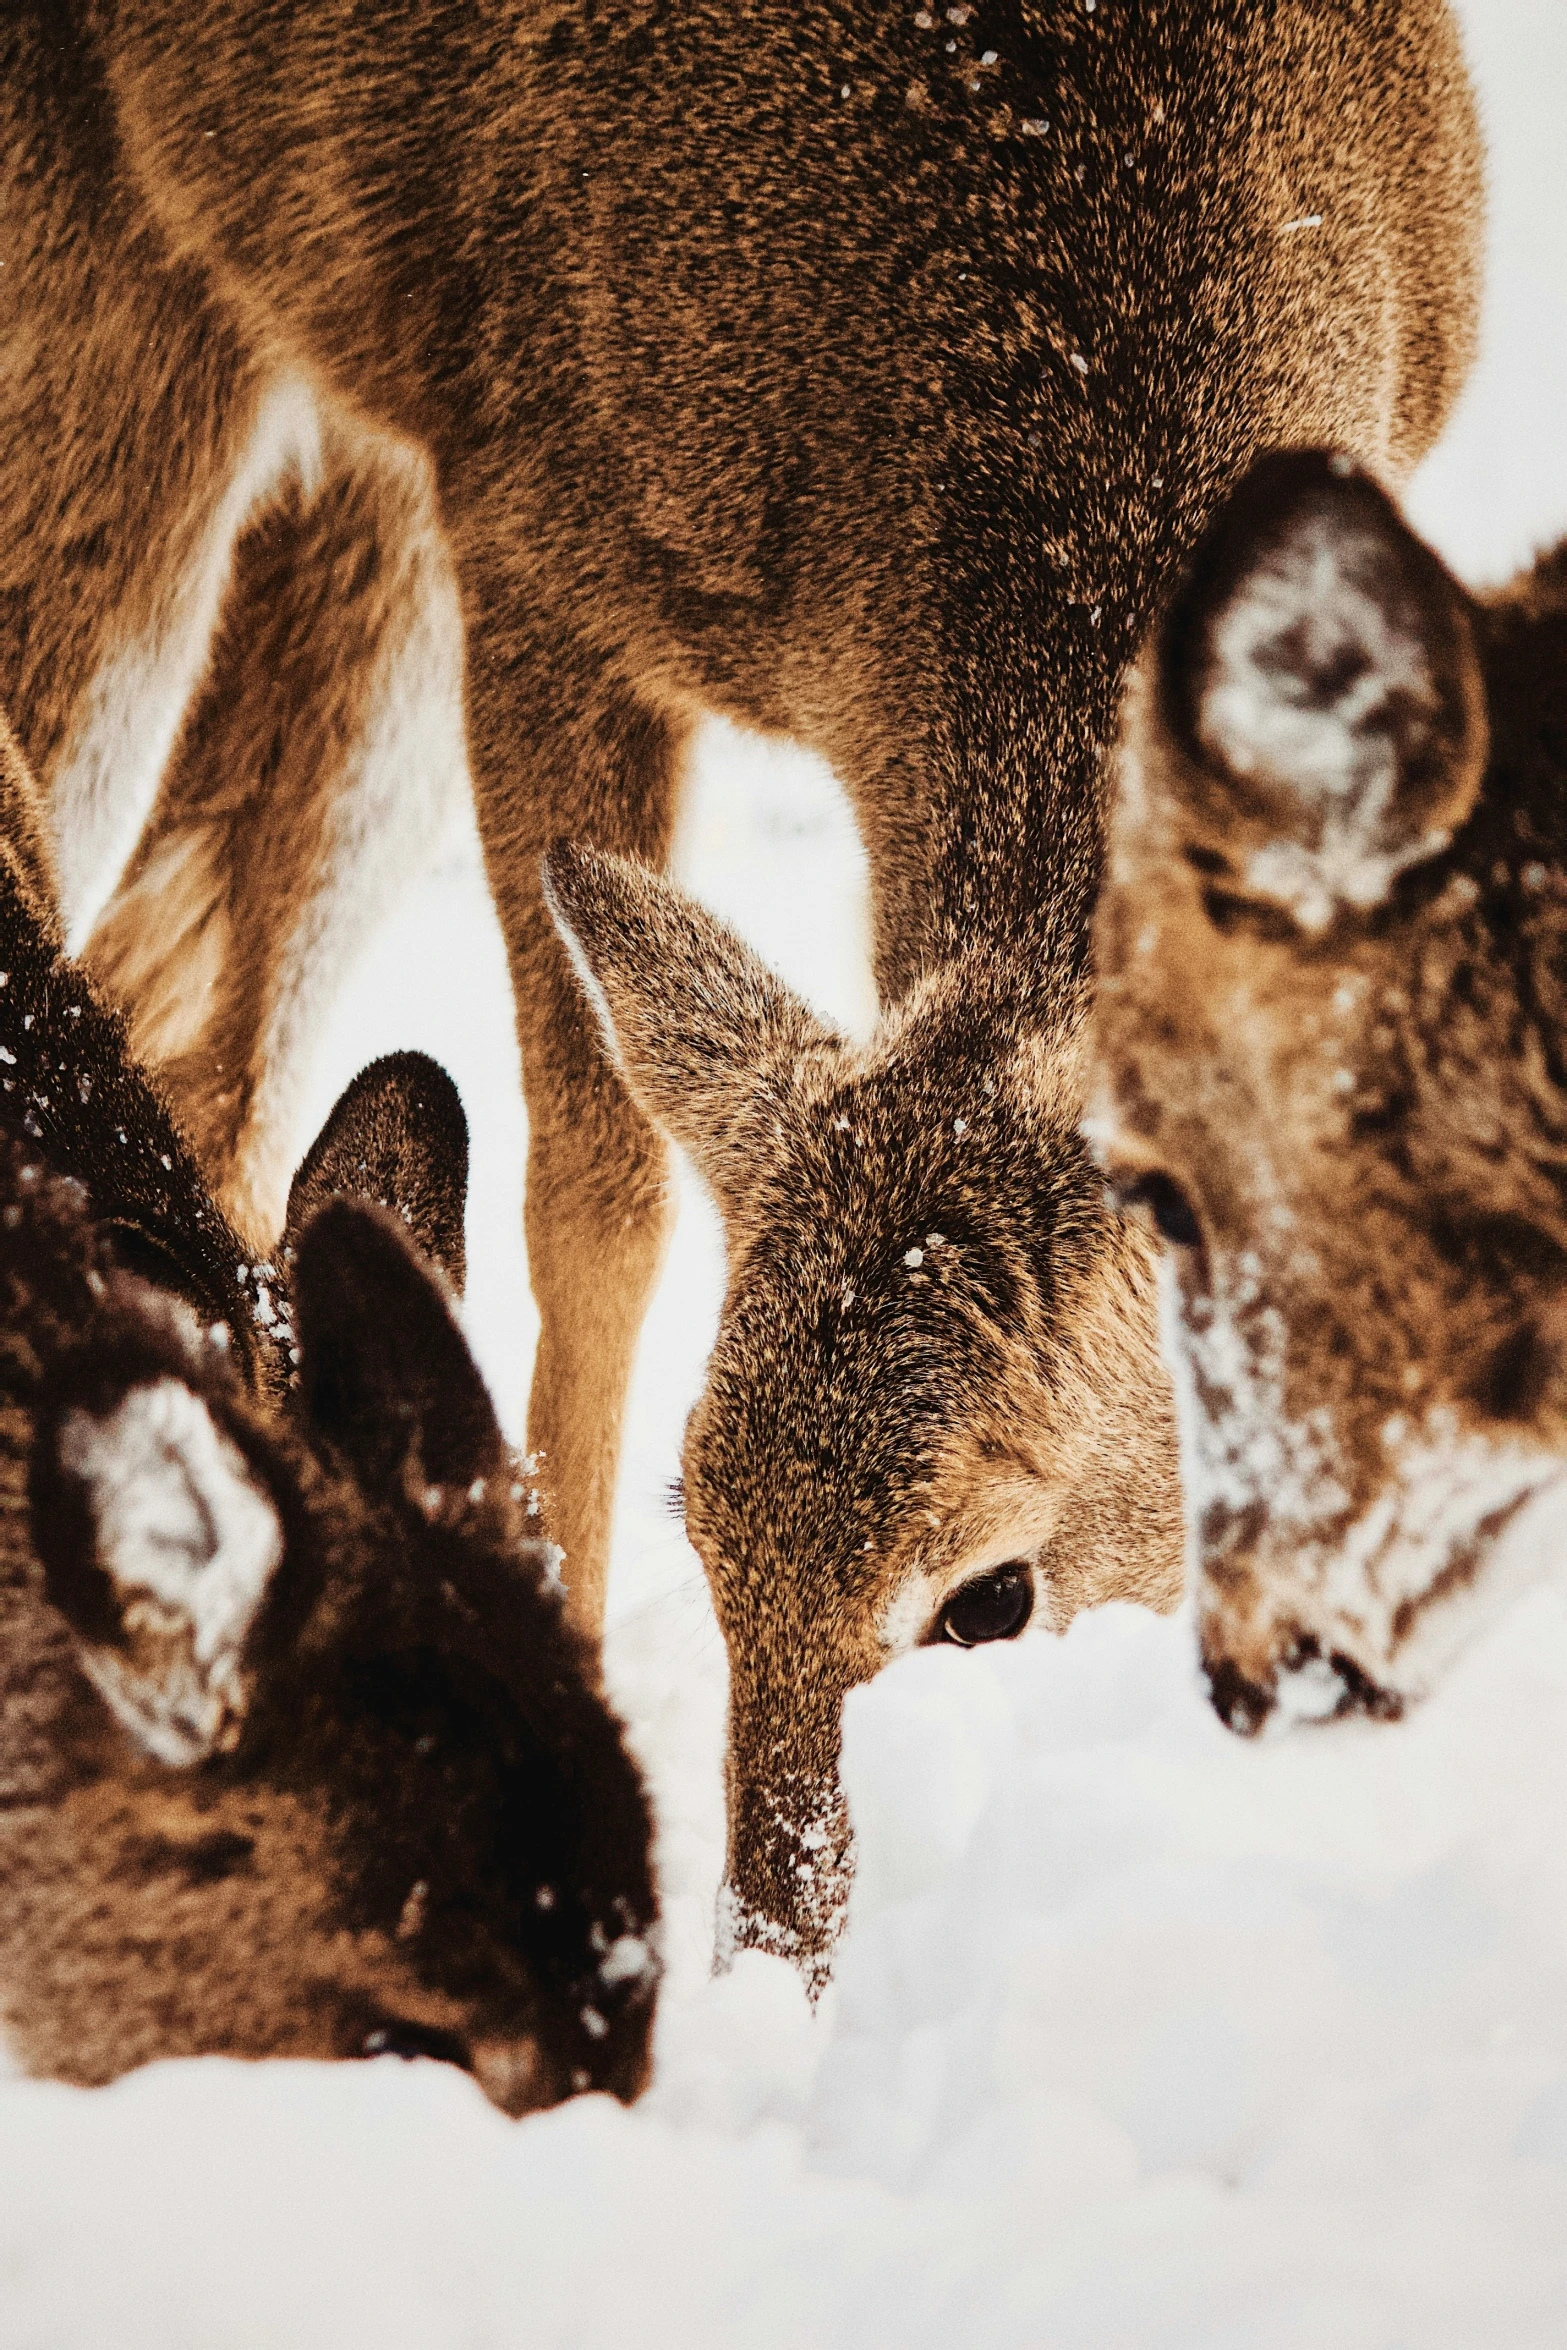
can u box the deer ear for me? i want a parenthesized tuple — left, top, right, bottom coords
(33, 1375, 283, 1765)
(292, 1198, 504, 1498)
(543, 843, 839, 1202)
(285, 1053, 469, 1295)
(1153, 450, 1488, 930)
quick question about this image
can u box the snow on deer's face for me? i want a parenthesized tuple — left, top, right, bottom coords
(1092, 450, 1567, 1732)
(547, 845, 1183, 1989)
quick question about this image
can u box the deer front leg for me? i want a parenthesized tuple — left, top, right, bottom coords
(86, 417, 466, 1251)
(472, 660, 687, 1641)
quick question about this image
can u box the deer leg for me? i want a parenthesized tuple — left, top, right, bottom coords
(472, 663, 687, 1641)
(85, 419, 467, 1250)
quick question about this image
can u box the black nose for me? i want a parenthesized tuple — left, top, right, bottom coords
(1203, 1635, 1405, 1735)
(1201, 1650, 1276, 1736)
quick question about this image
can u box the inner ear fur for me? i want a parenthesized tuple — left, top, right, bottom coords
(285, 1052, 469, 1295)
(32, 1328, 284, 1768)
(1150, 449, 1488, 929)
(542, 841, 840, 1203)
(292, 1197, 504, 1499)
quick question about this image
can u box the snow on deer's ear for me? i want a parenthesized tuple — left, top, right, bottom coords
(542, 842, 840, 1203)
(1155, 449, 1488, 930)
(292, 1198, 504, 1498)
(285, 1052, 469, 1296)
(32, 1376, 283, 1765)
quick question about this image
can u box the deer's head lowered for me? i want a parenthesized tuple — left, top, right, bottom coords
(0, 842, 657, 2104)
(1092, 450, 1567, 1731)
(548, 844, 1181, 1986)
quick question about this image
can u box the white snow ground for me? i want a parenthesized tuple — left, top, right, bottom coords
(6, 5, 1567, 2344)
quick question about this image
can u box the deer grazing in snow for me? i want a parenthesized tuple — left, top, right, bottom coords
(0, 757, 657, 2107)
(0, 0, 1481, 1982)
(1091, 449, 1567, 1736)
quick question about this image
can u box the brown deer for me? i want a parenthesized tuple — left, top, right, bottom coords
(0, 798, 658, 2106)
(0, 1, 1481, 1981)
(1090, 448, 1567, 1736)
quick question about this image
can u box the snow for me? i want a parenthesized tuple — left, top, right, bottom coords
(7, 4, 1567, 2342)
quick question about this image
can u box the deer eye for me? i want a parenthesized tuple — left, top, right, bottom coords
(1107, 1169, 1203, 1249)
(930, 1560, 1035, 1647)
(360, 2020, 473, 2072)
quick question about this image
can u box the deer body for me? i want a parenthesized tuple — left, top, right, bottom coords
(0, 1, 1481, 1974)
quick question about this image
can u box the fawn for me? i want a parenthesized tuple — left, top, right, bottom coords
(1, 1, 1481, 1980)
(0, 772, 657, 2106)
(1091, 449, 1567, 1734)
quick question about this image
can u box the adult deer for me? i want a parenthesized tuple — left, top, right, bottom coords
(1, 1, 1480, 1980)
(1092, 450, 1567, 1736)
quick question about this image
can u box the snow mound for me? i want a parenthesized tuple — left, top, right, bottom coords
(5, 1571, 1567, 2348)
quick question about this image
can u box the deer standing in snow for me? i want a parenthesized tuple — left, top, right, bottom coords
(0, 758, 657, 2105)
(1091, 450, 1567, 1736)
(0, 1, 1481, 1979)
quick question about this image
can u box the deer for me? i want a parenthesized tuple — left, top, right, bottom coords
(1090, 447, 1567, 1738)
(0, 0, 1482, 1985)
(0, 747, 658, 2107)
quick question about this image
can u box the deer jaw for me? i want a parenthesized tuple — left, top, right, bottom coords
(1093, 452, 1567, 1730)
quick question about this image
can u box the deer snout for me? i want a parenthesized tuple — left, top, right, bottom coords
(1201, 1626, 1405, 1737)
(470, 2033, 559, 2117)
(717, 1702, 855, 1998)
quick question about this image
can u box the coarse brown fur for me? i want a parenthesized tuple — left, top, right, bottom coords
(1092, 450, 1567, 1734)
(0, 829, 657, 2104)
(0, 2, 1481, 1971)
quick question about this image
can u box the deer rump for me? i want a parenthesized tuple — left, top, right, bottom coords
(0, 845, 658, 2112)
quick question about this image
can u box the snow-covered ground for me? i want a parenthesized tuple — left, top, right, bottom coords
(7, 5, 1567, 2343)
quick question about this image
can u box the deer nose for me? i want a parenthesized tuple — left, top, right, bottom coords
(470, 2033, 554, 2115)
(1202, 1632, 1404, 1735)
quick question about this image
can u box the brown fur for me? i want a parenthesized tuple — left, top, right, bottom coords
(0, 837, 657, 2104)
(1093, 450, 1567, 1732)
(0, 3, 1481, 1968)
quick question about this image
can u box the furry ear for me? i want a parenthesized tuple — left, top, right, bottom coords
(34, 1375, 282, 1765)
(1151, 450, 1488, 929)
(542, 843, 839, 1201)
(292, 1198, 504, 1499)
(285, 1053, 469, 1295)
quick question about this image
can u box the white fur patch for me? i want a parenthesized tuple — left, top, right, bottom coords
(59, 1379, 282, 1765)
(1200, 515, 1450, 930)
(542, 863, 632, 1085)
(1162, 1251, 1560, 1707)
(53, 377, 324, 948)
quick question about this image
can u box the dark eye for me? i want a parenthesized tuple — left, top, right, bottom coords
(1109, 1170, 1202, 1249)
(104, 1219, 196, 1296)
(360, 2020, 472, 2072)
(931, 1560, 1035, 1647)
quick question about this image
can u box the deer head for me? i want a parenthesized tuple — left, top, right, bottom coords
(547, 843, 1181, 1988)
(0, 871, 658, 2106)
(1091, 448, 1567, 1731)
